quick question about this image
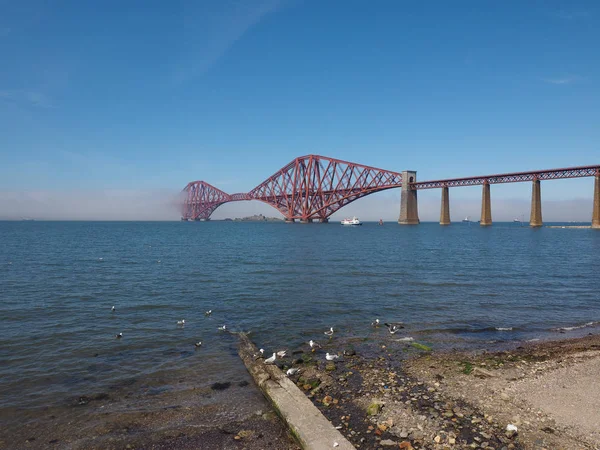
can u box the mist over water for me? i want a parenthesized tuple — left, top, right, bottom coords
(1, 221, 599, 426)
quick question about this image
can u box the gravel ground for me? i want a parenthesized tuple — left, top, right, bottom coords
(283, 333, 600, 449)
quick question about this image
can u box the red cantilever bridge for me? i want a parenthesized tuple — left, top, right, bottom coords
(182, 154, 600, 228)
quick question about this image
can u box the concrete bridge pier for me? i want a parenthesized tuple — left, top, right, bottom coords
(319, 218, 329, 223)
(480, 182, 492, 226)
(300, 218, 313, 224)
(529, 179, 543, 227)
(285, 218, 295, 223)
(398, 170, 420, 225)
(440, 186, 450, 225)
(593, 174, 600, 229)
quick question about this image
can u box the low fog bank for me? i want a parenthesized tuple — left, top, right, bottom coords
(0, 190, 184, 221)
(0, 190, 594, 222)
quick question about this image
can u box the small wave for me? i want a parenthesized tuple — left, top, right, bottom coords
(394, 337, 414, 342)
(495, 327, 513, 331)
(552, 321, 599, 332)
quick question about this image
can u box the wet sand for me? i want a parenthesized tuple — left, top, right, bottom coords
(0, 370, 299, 450)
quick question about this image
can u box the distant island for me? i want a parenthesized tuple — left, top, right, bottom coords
(231, 214, 283, 222)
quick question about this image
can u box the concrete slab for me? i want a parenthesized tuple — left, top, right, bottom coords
(238, 334, 355, 450)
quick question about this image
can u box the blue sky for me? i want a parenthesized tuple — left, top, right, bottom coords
(0, 1, 598, 220)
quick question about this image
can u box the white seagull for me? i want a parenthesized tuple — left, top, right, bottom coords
(205, 310, 212, 316)
(309, 340, 321, 352)
(286, 368, 300, 376)
(177, 319, 185, 325)
(253, 348, 265, 359)
(324, 327, 334, 337)
(111, 305, 116, 312)
(276, 350, 287, 358)
(115, 333, 122, 339)
(264, 353, 276, 364)
(194, 341, 202, 348)
(384, 323, 403, 334)
(371, 319, 380, 327)
(325, 353, 339, 361)
(218, 325, 227, 331)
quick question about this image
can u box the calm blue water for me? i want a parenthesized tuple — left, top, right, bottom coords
(1, 221, 599, 417)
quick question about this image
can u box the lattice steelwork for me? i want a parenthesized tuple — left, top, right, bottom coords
(412, 165, 600, 190)
(182, 159, 600, 221)
(181, 155, 403, 221)
(247, 155, 403, 221)
(182, 181, 231, 220)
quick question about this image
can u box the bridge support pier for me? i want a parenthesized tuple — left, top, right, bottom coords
(593, 174, 600, 229)
(285, 218, 295, 223)
(440, 186, 450, 225)
(529, 179, 543, 227)
(480, 182, 492, 226)
(398, 171, 420, 225)
(319, 218, 329, 223)
(300, 219, 313, 224)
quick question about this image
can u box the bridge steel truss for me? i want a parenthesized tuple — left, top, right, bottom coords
(181, 155, 403, 221)
(411, 165, 600, 190)
(182, 159, 600, 222)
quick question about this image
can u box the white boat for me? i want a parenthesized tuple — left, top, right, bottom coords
(341, 216, 362, 226)
(462, 216, 470, 222)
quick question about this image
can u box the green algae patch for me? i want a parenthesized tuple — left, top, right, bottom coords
(411, 342, 432, 352)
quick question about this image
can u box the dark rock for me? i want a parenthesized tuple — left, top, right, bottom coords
(211, 382, 231, 391)
(238, 380, 249, 387)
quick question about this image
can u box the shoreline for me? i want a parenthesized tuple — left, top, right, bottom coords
(2, 332, 600, 449)
(282, 332, 600, 449)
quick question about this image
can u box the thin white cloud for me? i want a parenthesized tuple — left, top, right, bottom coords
(543, 76, 581, 85)
(172, 0, 284, 83)
(0, 89, 53, 108)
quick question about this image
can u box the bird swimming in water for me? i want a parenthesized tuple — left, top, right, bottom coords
(111, 305, 116, 312)
(177, 319, 185, 325)
(264, 353, 276, 364)
(286, 368, 300, 376)
(371, 319, 380, 327)
(115, 333, 122, 339)
(218, 325, 227, 331)
(324, 327, 334, 337)
(384, 323, 403, 334)
(205, 310, 212, 316)
(276, 350, 287, 358)
(325, 353, 339, 361)
(309, 340, 321, 352)
(194, 341, 202, 348)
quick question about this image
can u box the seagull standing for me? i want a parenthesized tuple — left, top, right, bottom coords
(264, 353, 276, 364)
(324, 327, 334, 337)
(276, 350, 287, 358)
(286, 368, 300, 376)
(325, 353, 339, 361)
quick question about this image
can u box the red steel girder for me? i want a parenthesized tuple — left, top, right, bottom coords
(412, 165, 600, 190)
(182, 181, 231, 220)
(247, 155, 403, 220)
